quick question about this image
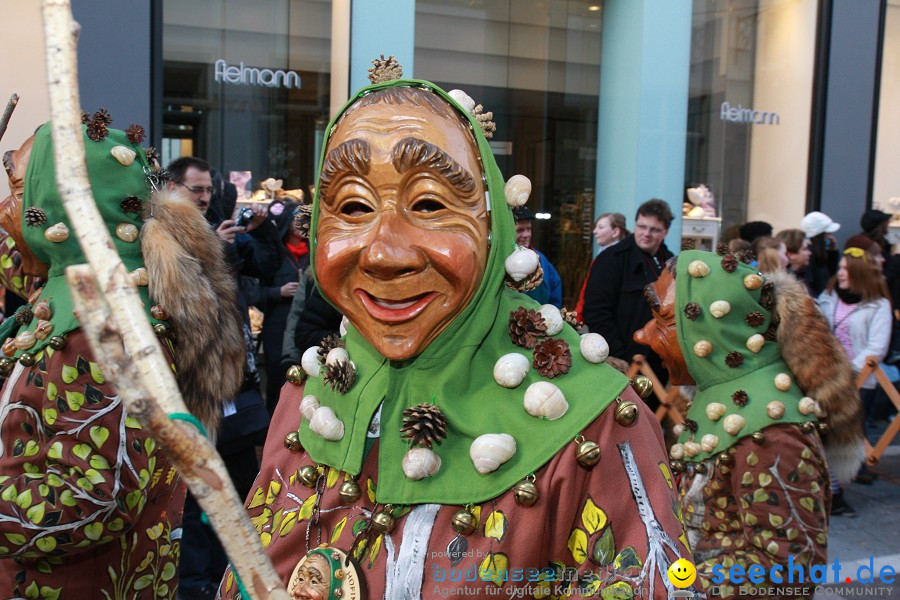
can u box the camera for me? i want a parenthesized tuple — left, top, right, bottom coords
(235, 207, 254, 228)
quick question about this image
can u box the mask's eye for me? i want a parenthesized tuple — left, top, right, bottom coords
(411, 199, 446, 213)
(340, 201, 373, 217)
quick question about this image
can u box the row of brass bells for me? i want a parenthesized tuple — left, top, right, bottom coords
(451, 508, 477, 536)
(751, 431, 765, 445)
(338, 480, 362, 505)
(19, 352, 35, 367)
(371, 508, 395, 534)
(513, 477, 539, 507)
(614, 397, 639, 427)
(632, 375, 653, 399)
(283, 431, 303, 453)
(49, 335, 66, 350)
(286, 365, 304, 385)
(575, 437, 601, 469)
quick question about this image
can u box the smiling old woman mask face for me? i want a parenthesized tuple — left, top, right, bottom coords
(315, 89, 490, 361)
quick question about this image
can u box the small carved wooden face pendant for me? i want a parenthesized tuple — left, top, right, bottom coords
(634, 269, 695, 385)
(315, 95, 489, 360)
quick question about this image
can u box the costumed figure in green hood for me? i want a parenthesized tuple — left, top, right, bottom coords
(0, 113, 245, 598)
(219, 56, 694, 600)
(635, 249, 865, 599)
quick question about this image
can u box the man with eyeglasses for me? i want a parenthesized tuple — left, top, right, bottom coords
(582, 198, 675, 402)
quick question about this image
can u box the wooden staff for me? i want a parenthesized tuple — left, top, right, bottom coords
(0, 93, 19, 143)
(41, 1, 288, 598)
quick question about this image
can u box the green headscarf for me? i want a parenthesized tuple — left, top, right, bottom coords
(674, 250, 816, 462)
(298, 79, 629, 505)
(10, 123, 161, 358)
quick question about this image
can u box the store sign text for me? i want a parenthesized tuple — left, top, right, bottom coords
(720, 102, 780, 125)
(214, 59, 301, 89)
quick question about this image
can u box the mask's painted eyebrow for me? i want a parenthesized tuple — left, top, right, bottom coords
(643, 283, 661, 311)
(391, 137, 476, 196)
(319, 139, 371, 197)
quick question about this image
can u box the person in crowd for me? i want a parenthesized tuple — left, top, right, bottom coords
(219, 61, 693, 600)
(635, 250, 863, 598)
(583, 198, 675, 391)
(738, 220, 773, 244)
(817, 239, 893, 513)
(776, 229, 813, 294)
(258, 200, 307, 413)
(751, 235, 788, 274)
(860, 208, 892, 259)
(0, 122, 244, 598)
(799, 211, 841, 296)
(513, 206, 562, 308)
(573, 213, 628, 316)
(727, 237, 751, 255)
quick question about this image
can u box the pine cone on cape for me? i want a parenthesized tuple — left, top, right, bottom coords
(533, 337, 572, 378)
(509, 307, 547, 349)
(725, 351, 744, 368)
(294, 203, 312, 239)
(507, 264, 544, 293)
(323, 359, 356, 394)
(125, 124, 145, 144)
(684, 302, 702, 320)
(86, 119, 108, 142)
(716, 242, 730, 256)
(317, 334, 345, 360)
(721, 254, 739, 273)
(745, 311, 765, 327)
(732, 390, 749, 407)
(24, 207, 47, 227)
(15, 308, 34, 326)
(560, 308, 584, 332)
(121, 196, 143, 215)
(401, 403, 448, 449)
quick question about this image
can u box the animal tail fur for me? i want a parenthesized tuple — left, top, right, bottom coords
(141, 189, 245, 433)
(770, 270, 865, 484)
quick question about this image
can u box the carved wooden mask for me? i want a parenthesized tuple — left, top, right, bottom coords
(634, 269, 695, 385)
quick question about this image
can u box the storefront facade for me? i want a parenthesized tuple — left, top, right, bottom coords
(1, 0, 893, 305)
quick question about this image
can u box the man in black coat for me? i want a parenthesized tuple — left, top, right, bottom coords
(582, 199, 675, 405)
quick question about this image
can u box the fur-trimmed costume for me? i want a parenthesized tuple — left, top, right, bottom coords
(0, 123, 244, 598)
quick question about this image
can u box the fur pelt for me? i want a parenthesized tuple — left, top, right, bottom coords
(770, 270, 865, 483)
(141, 189, 245, 432)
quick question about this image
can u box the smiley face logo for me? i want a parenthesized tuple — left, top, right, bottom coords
(667, 558, 697, 588)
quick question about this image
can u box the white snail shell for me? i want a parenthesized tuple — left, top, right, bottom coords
(688, 260, 710, 278)
(693, 340, 713, 358)
(309, 406, 344, 441)
(683, 441, 701, 457)
(746, 334, 765, 353)
(470, 433, 516, 474)
(402, 447, 442, 480)
(580, 333, 609, 364)
(723, 414, 746, 435)
(504, 174, 532, 208)
(448, 89, 476, 114)
(116, 223, 139, 243)
(744, 273, 764, 290)
(709, 300, 731, 319)
(670, 443, 685, 460)
(774, 373, 792, 391)
(537, 304, 563, 336)
(14, 330, 36, 350)
(300, 395, 320, 421)
(34, 320, 53, 340)
(798, 397, 818, 416)
(110, 145, 137, 166)
(766, 400, 786, 419)
(339, 316, 349, 337)
(504, 247, 540, 282)
(672, 423, 685, 437)
(493, 353, 531, 388)
(523, 381, 568, 420)
(301, 346, 323, 377)
(129, 267, 149, 286)
(701, 433, 720, 453)
(705, 402, 726, 421)
(44, 223, 69, 243)
(326, 347, 350, 367)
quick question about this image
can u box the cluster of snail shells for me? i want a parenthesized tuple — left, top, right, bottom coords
(470, 433, 516, 474)
(683, 441, 701, 457)
(493, 353, 530, 388)
(537, 305, 563, 335)
(505, 247, 539, 282)
(403, 447, 442, 480)
(580, 333, 609, 364)
(504, 175, 532, 208)
(723, 413, 746, 435)
(309, 406, 344, 441)
(301, 346, 323, 377)
(523, 381, 568, 420)
(705, 402, 726, 421)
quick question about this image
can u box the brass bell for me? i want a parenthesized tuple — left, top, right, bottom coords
(817, 422, 829, 437)
(800, 421, 816, 434)
(338, 480, 362, 505)
(153, 323, 169, 338)
(614, 398, 639, 427)
(371, 509, 396, 534)
(693, 462, 708, 475)
(286, 365, 305, 385)
(717, 452, 734, 466)
(632, 375, 653, 399)
(513, 479, 539, 507)
(670, 460, 685, 473)
(0, 357, 14, 377)
(298, 465, 319, 487)
(575, 439, 601, 469)
(283, 431, 303, 453)
(48, 336, 66, 351)
(18, 352, 35, 368)
(751, 432, 766, 445)
(450, 508, 476, 536)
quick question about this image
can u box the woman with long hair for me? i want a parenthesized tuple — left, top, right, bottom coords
(817, 244, 892, 515)
(777, 229, 812, 293)
(574, 212, 629, 316)
(751, 235, 788, 274)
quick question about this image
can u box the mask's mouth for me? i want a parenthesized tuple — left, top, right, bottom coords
(355, 290, 437, 323)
